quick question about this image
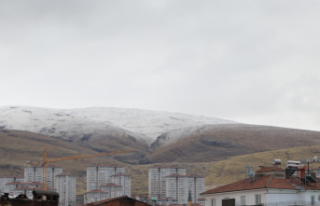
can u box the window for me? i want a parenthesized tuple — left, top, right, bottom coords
(255, 194, 261, 205)
(241, 196, 246, 205)
(211, 199, 216, 206)
(311, 196, 315, 205)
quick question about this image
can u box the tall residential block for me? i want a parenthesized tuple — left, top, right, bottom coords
(86, 164, 124, 192)
(0, 175, 24, 195)
(55, 173, 76, 206)
(5, 182, 42, 197)
(84, 190, 109, 204)
(148, 165, 186, 199)
(111, 173, 131, 197)
(165, 174, 205, 205)
(100, 183, 123, 198)
(24, 163, 63, 188)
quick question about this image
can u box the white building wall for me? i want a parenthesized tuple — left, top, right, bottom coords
(24, 166, 62, 188)
(202, 188, 320, 206)
(87, 166, 125, 192)
(56, 175, 76, 206)
(0, 177, 24, 195)
(148, 166, 186, 199)
(203, 189, 267, 206)
(84, 192, 109, 204)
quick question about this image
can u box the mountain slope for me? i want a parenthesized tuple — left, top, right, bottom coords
(0, 106, 237, 145)
(147, 124, 320, 163)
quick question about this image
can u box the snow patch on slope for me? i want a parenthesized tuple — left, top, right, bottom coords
(152, 124, 244, 148)
(0, 106, 239, 145)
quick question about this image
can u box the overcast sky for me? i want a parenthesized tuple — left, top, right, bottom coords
(1, 0, 320, 131)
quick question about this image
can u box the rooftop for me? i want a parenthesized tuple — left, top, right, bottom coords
(6, 181, 42, 185)
(0, 175, 24, 178)
(150, 165, 185, 169)
(166, 173, 204, 178)
(101, 183, 122, 187)
(87, 164, 123, 167)
(201, 175, 298, 195)
(56, 172, 75, 177)
(112, 173, 131, 176)
(85, 190, 109, 194)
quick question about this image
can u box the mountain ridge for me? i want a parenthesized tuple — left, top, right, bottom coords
(0, 105, 237, 146)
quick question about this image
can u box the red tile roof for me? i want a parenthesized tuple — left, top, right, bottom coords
(101, 183, 122, 187)
(56, 172, 74, 177)
(6, 182, 42, 185)
(27, 164, 61, 168)
(150, 165, 185, 169)
(87, 164, 123, 167)
(14, 187, 56, 190)
(256, 166, 285, 173)
(0, 175, 24, 178)
(201, 175, 297, 195)
(85, 189, 109, 194)
(111, 173, 131, 176)
(166, 173, 204, 178)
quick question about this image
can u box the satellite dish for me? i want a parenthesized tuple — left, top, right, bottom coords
(307, 159, 311, 163)
(314, 156, 318, 163)
(318, 195, 320, 201)
(301, 159, 306, 164)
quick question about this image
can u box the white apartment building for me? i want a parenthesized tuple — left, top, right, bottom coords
(24, 163, 63, 188)
(84, 190, 109, 204)
(14, 186, 56, 199)
(87, 164, 124, 192)
(165, 174, 205, 205)
(5, 182, 42, 197)
(111, 173, 131, 197)
(0, 175, 24, 195)
(148, 165, 186, 199)
(201, 174, 320, 206)
(101, 183, 123, 198)
(55, 173, 76, 206)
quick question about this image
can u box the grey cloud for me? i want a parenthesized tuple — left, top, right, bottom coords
(1, 0, 320, 131)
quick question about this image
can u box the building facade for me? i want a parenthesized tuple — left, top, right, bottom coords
(101, 183, 123, 198)
(148, 165, 186, 199)
(84, 190, 109, 204)
(201, 174, 320, 206)
(13, 187, 56, 199)
(111, 173, 131, 197)
(165, 174, 204, 205)
(55, 173, 76, 206)
(24, 164, 63, 188)
(0, 175, 24, 195)
(5, 182, 42, 197)
(87, 164, 124, 192)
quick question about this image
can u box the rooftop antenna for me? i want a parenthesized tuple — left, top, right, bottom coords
(313, 156, 318, 163)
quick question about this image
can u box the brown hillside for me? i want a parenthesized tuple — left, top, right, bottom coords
(147, 124, 320, 163)
(0, 129, 148, 195)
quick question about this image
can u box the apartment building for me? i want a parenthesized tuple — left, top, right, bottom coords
(86, 164, 124, 192)
(14, 186, 56, 199)
(0, 175, 24, 195)
(5, 182, 42, 196)
(148, 165, 186, 199)
(24, 163, 63, 188)
(165, 174, 205, 205)
(101, 183, 123, 198)
(111, 173, 131, 197)
(55, 173, 76, 206)
(84, 190, 109, 204)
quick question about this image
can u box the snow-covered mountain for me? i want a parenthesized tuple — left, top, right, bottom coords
(0, 106, 238, 145)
